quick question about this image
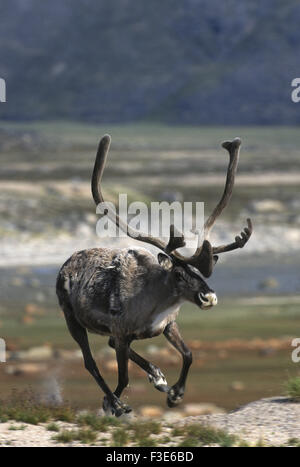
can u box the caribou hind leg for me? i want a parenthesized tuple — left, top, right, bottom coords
(108, 337, 169, 393)
(63, 310, 129, 417)
(163, 321, 193, 407)
(103, 338, 132, 415)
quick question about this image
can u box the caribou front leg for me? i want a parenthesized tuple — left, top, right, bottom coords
(108, 337, 169, 393)
(163, 321, 193, 407)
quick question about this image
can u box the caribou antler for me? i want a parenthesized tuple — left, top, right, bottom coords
(91, 135, 184, 256)
(92, 135, 252, 278)
(168, 137, 252, 276)
(213, 218, 253, 254)
(203, 137, 241, 240)
(205, 140, 253, 259)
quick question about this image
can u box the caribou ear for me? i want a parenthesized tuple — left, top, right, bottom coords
(213, 255, 219, 265)
(158, 253, 173, 271)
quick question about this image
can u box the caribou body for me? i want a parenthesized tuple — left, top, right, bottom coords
(56, 135, 252, 416)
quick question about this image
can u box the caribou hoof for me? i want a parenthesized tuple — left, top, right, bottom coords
(103, 396, 132, 417)
(167, 386, 184, 408)
(148, 368, 169, 393)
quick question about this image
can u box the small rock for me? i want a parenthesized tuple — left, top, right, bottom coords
(5, 363, 47, 376)
(85, 213, 97, 224)
(10, 277, 25, 287)
(258, 277, 279, 290)
(183, 403, 225, 416)
(187, 340, 203, 350)
(146, 345, 160, 355)
(24, 303, 45, 316)
(139, 405, 164, 418)
(250, 199, 285, 213)
(21, 315, 35, 325)
(54, 349, 81, 360)
(105, 360, 118, 372)
(21, 345, 53, 360)
(29, 278, 41, 288)
(162, 411, 185, 422)
(76, 223, 92, 237)
(35, 292, 46, 303)
(230, 381, 245, 391)
(218, 350, 229, 359)
(96, 347, 115, 358)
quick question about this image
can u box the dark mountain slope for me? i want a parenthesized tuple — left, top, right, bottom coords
(0, 0, 299, 124)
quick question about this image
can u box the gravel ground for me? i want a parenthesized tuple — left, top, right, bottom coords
(0, 397, 299, 447)
(181, 397, 300, 446)
(0, 421, 77, 447)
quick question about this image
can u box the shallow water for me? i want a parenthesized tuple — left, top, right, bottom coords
(0, 255, 299, 307)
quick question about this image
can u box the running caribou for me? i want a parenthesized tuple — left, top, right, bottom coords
(56, 135, 252, 416)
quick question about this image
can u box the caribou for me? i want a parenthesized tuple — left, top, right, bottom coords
(56, 135, 252, 416)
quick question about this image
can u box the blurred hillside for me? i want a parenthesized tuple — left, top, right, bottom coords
(1, 0, 300, 124)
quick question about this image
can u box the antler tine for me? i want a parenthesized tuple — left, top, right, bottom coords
(213, 218, 253, 254)
(165, 224, 186, 255)
(91, 134, 111, 206)
(92, 135, 186, 254)
(203, 137, 241, 240)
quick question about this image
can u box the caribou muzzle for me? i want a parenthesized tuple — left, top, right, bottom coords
(197, 292, 218, 309)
